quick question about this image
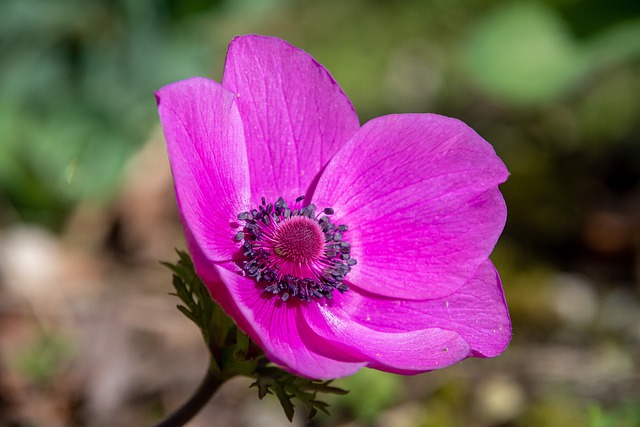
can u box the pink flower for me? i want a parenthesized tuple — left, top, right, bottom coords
(156, 35, 511, 380)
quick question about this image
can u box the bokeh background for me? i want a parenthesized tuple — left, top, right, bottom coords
(1, 0, 640, 426)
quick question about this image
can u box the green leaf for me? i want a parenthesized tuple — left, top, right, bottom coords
(176, 305, 197, 323)
(248, 365, 349, 422)
(250, 376, 273, 400)
(275, 384, 295, 422)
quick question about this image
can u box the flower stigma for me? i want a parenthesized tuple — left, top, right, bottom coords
(235, 196, 356, 302)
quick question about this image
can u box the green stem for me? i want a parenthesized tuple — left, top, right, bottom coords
(153, 362, 225, 427)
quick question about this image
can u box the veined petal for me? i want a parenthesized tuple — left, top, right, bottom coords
(314, 114, 508, 299)
(326, 260, 511, 358)
(213, 263, 367, 380)
(156, 77, 250, 262)
(305, 302, 471, 374)
(222, 35, 360, 206)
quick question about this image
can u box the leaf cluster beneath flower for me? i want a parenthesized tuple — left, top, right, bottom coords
(163, 250, 348, 422)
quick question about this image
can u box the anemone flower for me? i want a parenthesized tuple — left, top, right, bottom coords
(156, 35, 511, 380)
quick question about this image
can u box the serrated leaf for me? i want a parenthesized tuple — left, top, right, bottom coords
(307, 407, 318, 421)
(176, 305, 196, 323)
(275, 384, 295, 422)
(313, 400, 330, 413)
(250, 378, 272, 400)
(306, 381, 348, 395)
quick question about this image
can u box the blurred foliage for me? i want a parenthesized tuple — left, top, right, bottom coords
(464, 2, 588, 104)
(0, 0, 215, 228)
(329, 369, 403, 422)
(464, 2, 640, 105)
(1, 0, 640, 425)
(518, 393, 587, 427)
(12, 332, 71, 385)
(588, 401, 640, 427)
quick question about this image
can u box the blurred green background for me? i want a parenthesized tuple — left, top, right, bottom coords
(1, 0, 639, 426)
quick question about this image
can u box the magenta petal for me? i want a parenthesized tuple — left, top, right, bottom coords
(305, 302, 471, 374)
(222, 35, 360, 206)
(212, 264, 367, 380)
(314, 114, 508, 299)
(156, 77, 250, 262)
(325, 260, 511, 358)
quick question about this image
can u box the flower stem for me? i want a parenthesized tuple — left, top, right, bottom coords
(153, 362, 224, 427)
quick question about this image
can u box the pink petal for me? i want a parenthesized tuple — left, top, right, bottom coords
(324, 260, 511, 358)
(212, 263, 367, 380)
(222, 35, 360, 206)
(313, 114, 508, 299)
(305, 301, 471, 374)
(156, 77, 250, 262)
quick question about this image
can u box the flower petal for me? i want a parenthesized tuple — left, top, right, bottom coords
(323, 260, 511, 358)
(156, 77, 250, 262)
(305, 301, 471, 374)
(222, 35, 360, 206)
(314, 114, 508, 299)
(212, 263, 367, 380)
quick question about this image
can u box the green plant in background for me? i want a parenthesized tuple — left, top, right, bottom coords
(330, 369, 403, 422)
(463, 2, 640, 105)
(588, 402, 640, 427)
(13, 332, 71, 385)
(3, 0, 639, 232)
(464, 2, 588, 105)
(0, 0, 213, 227)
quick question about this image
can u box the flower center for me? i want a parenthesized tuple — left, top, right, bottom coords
(272, 216, 325, 264)
(235, 196, 356, 302)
